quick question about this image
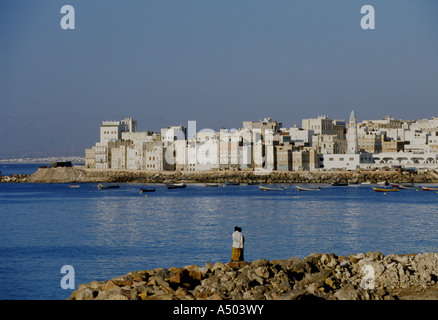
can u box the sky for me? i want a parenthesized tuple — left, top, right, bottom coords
(1, 0, 438, 158)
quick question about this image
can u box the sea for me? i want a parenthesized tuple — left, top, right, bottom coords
(0, 163, 437, 300)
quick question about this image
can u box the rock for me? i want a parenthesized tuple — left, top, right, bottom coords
(250, 259, 269, 268)
(334, 284, 358, 300)
(212, 262, 231, 273)
(207, 293, 224, 300)
(278, 289, 308, 300)
(392, 286, 438, 300)
(254, 266, 270, 279)
(227, 261, 249, 269)
(73, 288, 95, 300)
(305, 270, 333, 285)
(95, 288, 129, 300)
(68, 252, 438, 300)
(111, 275, 133, 287)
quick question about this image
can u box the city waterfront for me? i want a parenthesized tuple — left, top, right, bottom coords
(0, 164, 437, 299)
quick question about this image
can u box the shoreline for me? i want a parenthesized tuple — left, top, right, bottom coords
(68, 252, 438, 300)
(2, 166, 438, 184)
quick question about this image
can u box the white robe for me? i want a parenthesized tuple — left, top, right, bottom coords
(232, 231, 244, 249)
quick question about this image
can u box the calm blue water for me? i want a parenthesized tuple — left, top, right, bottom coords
(0, 163, 46, 176)
(0, 164, 437, 300)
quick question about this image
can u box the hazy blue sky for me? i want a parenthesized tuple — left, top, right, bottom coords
(1, 0, 437, 158)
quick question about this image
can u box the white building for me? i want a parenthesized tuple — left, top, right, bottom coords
(281, 126, 313, 145)
(99, 118, 137, 145)
(319, 153, 373, 171)
(86, 115, 438, 172)
(302, 115, 344, 139)
(347, 110, 358, 154)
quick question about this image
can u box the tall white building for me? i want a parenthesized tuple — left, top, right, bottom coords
(99, 118, 137, 145)
(347, 110, 358, 154)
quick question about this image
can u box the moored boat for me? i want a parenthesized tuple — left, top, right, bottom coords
(140, 187, 155, 193)
(421, 186, 438, 191)
(204, 183, 219, 187)
(259, 185, 284, 191)
(372, 187, 399, 192)
(225, 181, 240, 186)
(390, 183, 418, 189)
(331, 182, 348, 186)
(398, 184, 418, 190)
(68, 184, 80, 188)
(297, 186, 321, 191)
(98, 183, 120, 189)
(166, 183, 187, 189)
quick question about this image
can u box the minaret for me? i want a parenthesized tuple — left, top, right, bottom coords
(347, 110, 358, 154)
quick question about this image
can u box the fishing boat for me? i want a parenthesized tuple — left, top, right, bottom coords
(225, 181, 240, 186)
(361, 181, 371, 185)
(98, 183, 120, 189)
(297, 186, 321, 191)
(140, 187, 155, 193)
(166, 183, 187, 189)
(390, 183, 415, 189)
(372, 187, 399, 192)
(331, 182, 348, 186)
(421, 186, 438, 191)
(68, 184, 80, 188)
(259, 185, 284, 191)
(204, 183, 219, 187)
(398, 184, 418, 190)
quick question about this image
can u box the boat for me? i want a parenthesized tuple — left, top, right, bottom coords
(372, 187, 399, 192)
(166, 183, 187, 189)
(98, 184, 120, 189)
(361, 182, 371, 185)
(331, 182, 348, 186)
(297, 186, 321, 191)
(140, 187, 155, 193)
(398, 184, 418, 190)
(204, 183, 219, 187)
(225, 181, 240, 186)
(259, 185, 284, 191)
(421, 186, 438, 191)
(68, 184, 80, 188)
(377, 181, 388, 186)
(390, 183, 415, 189)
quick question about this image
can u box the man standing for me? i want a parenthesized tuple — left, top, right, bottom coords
(231, 226, 244, 262)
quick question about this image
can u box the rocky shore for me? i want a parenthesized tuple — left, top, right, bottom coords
(0, 174, 31, 183)
(12, 166, 438, 184)
(68, 252, 438, 300)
